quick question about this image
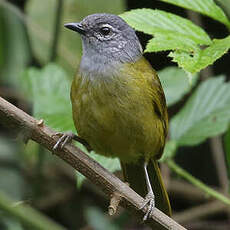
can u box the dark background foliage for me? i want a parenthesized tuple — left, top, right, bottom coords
(0, 0, 230, 229)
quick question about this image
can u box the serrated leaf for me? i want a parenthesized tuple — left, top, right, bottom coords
(121, 8, 230, 74)
(146, 32, 199, 53)
(158, 67, 198, 106)
(169, 36, 230, 74)
(160, 0, 230, 29)
(121, 9, 211, 46)
(170, 77, 230, 146)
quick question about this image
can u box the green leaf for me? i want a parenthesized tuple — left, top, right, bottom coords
(146, 32, 199, 53)
(158, 67, 198, 106)
(170, 77, 230, 146)
(160, 0, 230, 29)
(169, 36, 230, 74)
(121, 8, 230, 74)
(120, 9, 211, 46)
(22, 64, 74, 132)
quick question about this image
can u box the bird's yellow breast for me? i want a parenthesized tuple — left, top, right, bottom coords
(71, 57, 167, 163)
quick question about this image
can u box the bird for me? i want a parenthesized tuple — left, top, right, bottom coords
(55, 13, 171, 222)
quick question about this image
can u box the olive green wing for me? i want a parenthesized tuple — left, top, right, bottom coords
(128, 56, 168, 157)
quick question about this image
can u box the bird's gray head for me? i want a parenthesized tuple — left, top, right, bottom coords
(65, 13, 142, 68)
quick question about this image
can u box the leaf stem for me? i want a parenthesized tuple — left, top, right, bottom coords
(0, 191, 66, 230)
(166, 159, 230, 206)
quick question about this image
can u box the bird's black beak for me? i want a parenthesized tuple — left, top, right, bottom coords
(64, 23, 86, 35)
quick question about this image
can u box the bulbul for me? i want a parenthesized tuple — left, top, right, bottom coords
(56, 13, 171, 221)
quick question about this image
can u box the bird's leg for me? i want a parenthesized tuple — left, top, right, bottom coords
(53, 131, 92, 152)
(139, 161, 155, 221)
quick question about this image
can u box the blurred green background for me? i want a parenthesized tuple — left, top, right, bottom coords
(0, 0, 230, 230)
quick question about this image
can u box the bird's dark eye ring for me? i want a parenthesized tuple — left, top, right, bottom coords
(99, 27, 111, 36)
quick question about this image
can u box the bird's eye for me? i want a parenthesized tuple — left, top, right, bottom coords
(99, 26, 111, 36)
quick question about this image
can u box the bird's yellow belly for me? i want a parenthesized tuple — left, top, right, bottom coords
(71, 77, 163, 163)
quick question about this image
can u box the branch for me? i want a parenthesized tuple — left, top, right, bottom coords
(168, 180, 210, 201)
(0, 96, 186, 230)
(174, 200, 229, 224)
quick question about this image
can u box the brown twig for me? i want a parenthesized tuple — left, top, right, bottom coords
(168, 180, 212, 201)
(209, 136, 229, 193)
(187, 221, 229, 230)
(186, 220, 230, 230)
(0, 96, 186, 230)
(108, 191, 122, 216)
(174, 200, 230, 224)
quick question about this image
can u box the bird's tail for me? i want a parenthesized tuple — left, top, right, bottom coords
(120, 158, 171, 216)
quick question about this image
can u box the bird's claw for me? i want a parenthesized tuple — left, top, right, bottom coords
(53, 131, 75, 150)
(139, 191, 155, 221)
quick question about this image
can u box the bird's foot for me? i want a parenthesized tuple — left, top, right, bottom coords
(53, 131, 92, 152)
(53, 131, 75, 150)
(139, 191, 155, 221)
